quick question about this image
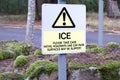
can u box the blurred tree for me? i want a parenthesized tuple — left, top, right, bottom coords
(35, 0, 41, 20)
(37, 0, 57, 20)
(107, 0, 120, 18)
(26, 0, 57, 46)
(25, 0, 35, 46)
(0, 0, 28, 14)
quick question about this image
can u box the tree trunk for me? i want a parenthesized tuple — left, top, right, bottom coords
(81, 0, 87, 5)
(36, 0, 57, 21)
(35, 0, 41, 20)
(50, 0, 57, 3)
(39, 0, 44, 20)
(107, 0, 120, 18)
(25, 0, 35, 46)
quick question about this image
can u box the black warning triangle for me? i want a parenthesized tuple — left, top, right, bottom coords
(52, 7, 75, 28)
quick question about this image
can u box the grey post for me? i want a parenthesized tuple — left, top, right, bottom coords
(98, 0, 104, 46)
(58, 54, 67, 80)
(58, 0, 67, 80)
(58, 0, 66, 4)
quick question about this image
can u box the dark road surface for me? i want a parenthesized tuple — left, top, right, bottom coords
(0, 25, 120, 48)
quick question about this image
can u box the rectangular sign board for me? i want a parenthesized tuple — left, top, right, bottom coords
(42, 4, 86, 54)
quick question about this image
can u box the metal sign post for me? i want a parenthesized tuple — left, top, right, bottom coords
(58, 0, 67, 80)
(58, 54, 67, 80)
(98, 0, 104, 46)
(58, 0, 66, 4)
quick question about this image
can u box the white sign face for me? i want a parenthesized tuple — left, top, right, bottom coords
(42, 4, 86, 54)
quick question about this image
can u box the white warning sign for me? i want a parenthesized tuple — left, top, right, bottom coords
(42, 4, 86, 54)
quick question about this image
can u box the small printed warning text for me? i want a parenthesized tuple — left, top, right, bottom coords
(44, 41, 84, 52)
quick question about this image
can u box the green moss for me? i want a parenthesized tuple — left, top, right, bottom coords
(69, 60, 120, 71)
(26, 60, 58, 79)
(86, 48, 96, 53)
(0, 72, 25, 80)
(99, 60, 120, 69)
(0, 50, 12, 60)
(100, 69, 119, 80)
(96, 47, 105, 55)
(86, 46, 105, 55)
(0, 40, 32, 58)
(14, 47, 22, 58)
(0, 52, 4, 60)
(14, 55, 27, 67)
(6, 41, 26, 50)
(34, 49, 41, 55)
(107, 42, 120, 48)
(0, 73, 5, 80)
(68, 60, 120, 80)
(20, 45, 32, 55)
(87, 43, 98, 49)
(9, 43, 31, 57)
(28, 67, 44, 79)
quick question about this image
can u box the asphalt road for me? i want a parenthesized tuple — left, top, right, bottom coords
(0, 25, 120, 47)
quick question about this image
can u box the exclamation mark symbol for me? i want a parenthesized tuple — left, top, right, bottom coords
(63, 12, 66, 26)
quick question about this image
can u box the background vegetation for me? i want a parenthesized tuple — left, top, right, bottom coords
(0, 0, 28, 14)
(0, 0, 120, 14)
(67, 0, 120, 12)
